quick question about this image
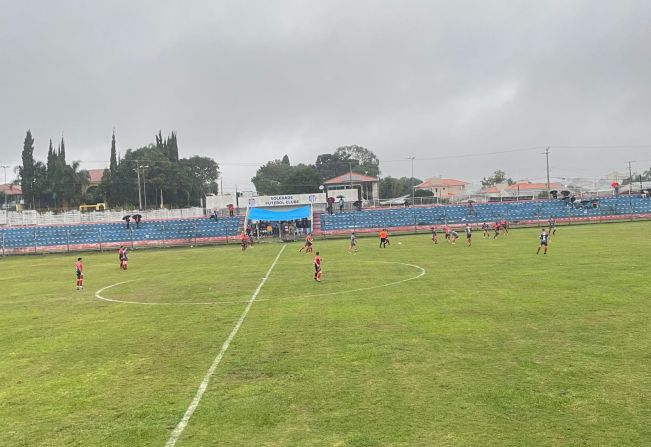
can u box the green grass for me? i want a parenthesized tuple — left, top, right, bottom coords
(1, 222, 650, 446)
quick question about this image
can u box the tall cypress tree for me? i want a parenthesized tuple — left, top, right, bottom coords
(110, 130, 118, 174)
(46, 139, 56, 208)
(59, 137, 66, 163)
(47, 139, 56, 174)
(168, 132, 179, 162)
(20, 130, 36, 209)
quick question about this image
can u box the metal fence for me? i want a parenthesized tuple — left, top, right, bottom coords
(0, 223, 245, 256)
(0, 207, 206, 227)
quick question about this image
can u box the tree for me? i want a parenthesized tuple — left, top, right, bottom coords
(59, 137, 66, 161)
(32, 161, 48, 209)
(19, 130, 36, 208)
(643, 167, 651, 180)
(281, 154, 290, 165)
(110, 130, 118, 174)
(102, 133, 218, 208)
(60, 161, 89, 207)
(481, 170, 514, 188)
(251, 160, 293, 195)
(414, 189, 434, 197)
(315, 153, 358, 181)
(283, 164, 322, 194)
(379, 176, 422, 198)
(333, 145, 380, 177)
(179, 156, 220, 198)
(155, 130, 179, 162)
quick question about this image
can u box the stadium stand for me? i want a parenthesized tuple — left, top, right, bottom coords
(0, 216, 243, 254)
(1, 196, 649, 254)
(319, 196, 651, 233)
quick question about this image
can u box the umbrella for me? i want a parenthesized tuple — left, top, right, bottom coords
(336, 195, 344, 198)
(122, 215, 131, 220)
(132, 214, 142, 219)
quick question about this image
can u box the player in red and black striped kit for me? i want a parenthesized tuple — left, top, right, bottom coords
(313, 252, 322, 282)
(75, 257, 84, 290)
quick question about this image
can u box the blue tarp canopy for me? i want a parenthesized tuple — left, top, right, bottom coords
(248, 206, 311, 221)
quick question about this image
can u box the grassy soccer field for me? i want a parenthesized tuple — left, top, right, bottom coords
(0, 222, 650, 446)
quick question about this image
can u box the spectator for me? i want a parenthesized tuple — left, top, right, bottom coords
(327, 196, 335, 215)
(339, 197, 344, 212)
(227, 203, 234, 217)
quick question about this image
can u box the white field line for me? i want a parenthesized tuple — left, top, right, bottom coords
(164, 244, 286, 447)
(94, 261, 425, 305)
(95, 281, 252, 305)
(269, 261, 426, 302)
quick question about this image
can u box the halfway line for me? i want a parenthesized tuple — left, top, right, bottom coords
(164, 244, 287, 447)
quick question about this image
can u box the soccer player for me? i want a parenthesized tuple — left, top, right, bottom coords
(502, 219, 509, 235)
(431, 227, 438, 244)
(482, 222, 490, 238)
(314, 251, 322, 282)
(349, 232, 357, 253)
(450, 230, 459, 245)
(121, 246, 129, 270)
(443, 224, 451, 241)
(240, 231, 248, 251)
(549, 217, 557, 236)
(118, 246, 125, 270)
(537, 228, 549, 255)
(75, 257, 84, 290)
(379, 229, 388, 248)
(465, 223, 472, 246)
(299, 234, 313, 253)
(492, 221, 500, 239)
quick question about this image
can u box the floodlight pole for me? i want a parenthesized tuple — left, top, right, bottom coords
(627, 160, 634, 211)
(135, 167, 142, 210)
(408, 156, 416, 231)
(544, 147, 551, 199)
(348, 161, 354, 207)
(142, 166, 149, 210)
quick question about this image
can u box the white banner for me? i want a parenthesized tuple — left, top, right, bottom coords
(247, 193, 326, 207)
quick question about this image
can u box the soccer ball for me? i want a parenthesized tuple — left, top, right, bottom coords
(398, 242, 402, 245)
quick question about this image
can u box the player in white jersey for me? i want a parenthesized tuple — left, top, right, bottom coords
(536, 229, 549, 255)
(349, 232, 358, 253)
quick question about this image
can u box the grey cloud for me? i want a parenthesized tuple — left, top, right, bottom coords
(1, 0, 650, 191)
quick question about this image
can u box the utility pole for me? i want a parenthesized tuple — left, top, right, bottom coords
(142, 166, 149, 210)
(0, 165, 8, 209)
(135, 166, 142, 210)
(626, 160, 634, 210)
(544, 147, 551, 199)
(348, 161, 354, 205)
(626, 160, 634, 195)
(408, 156, 416, 230)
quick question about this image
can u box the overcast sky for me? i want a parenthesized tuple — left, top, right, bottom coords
(1, 0, 650, 192)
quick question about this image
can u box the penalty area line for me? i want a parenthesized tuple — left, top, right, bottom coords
(164, 244, 286, 447)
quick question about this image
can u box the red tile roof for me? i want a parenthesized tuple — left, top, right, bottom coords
(87, 169, 106, 184)
(506, 182, 562, 191)
(0, 184, 22, 195)
(324, 173, 379, 184)
(481, 186, 501, 194)
(416, 177, 468, 188)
